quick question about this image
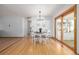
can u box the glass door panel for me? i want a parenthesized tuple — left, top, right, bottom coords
(56, 18, 61, 41)
(63, 12, 74, 48)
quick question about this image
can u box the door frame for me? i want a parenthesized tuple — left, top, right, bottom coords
(54, 4, 77, 53)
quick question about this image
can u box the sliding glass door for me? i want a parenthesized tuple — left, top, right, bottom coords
(63, 12, 74, 48)
(56, 18, 61, 41)
(55, 5, 76, 52)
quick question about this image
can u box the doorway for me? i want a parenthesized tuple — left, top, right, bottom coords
(55, 5, 77, 53)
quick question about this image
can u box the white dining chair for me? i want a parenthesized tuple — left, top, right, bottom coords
(41, 33, 50, 45)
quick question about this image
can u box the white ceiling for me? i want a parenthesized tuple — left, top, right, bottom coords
(0, 4, 72, 17)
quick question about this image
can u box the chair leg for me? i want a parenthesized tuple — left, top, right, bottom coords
(33, 39, 36, 45)
(32, 37, 36, 45)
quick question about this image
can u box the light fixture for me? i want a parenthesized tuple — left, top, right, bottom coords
(37, 9, 44, 21)
(38, 10, 42, 20)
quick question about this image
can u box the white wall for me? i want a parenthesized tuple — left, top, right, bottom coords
(30, 16, 53, 37)
(0, 16, 25, 37)
(24, 18, 28, 37)
(46, 17, 53, 37)
(77, 5, 79, 54)
(0, 16, 53, 37)
(24, 18, 31, 37)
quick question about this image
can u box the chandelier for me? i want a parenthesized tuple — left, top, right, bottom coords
(38, 10, 43, 21)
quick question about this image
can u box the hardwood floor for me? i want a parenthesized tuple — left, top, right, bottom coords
(0, 37, 75, 55)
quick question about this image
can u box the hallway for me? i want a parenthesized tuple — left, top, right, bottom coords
(0, 38, 75, 55)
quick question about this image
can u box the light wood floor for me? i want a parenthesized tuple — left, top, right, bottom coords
(0, 37, 75, 55)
